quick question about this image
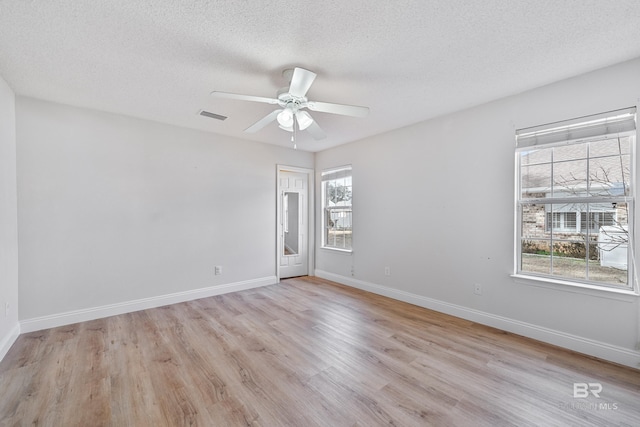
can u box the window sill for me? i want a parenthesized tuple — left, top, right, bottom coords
(321, 246, 353, 254)
(511, 273, 639, 301)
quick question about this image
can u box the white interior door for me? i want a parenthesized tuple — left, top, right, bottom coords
(279, 171, 308, 278)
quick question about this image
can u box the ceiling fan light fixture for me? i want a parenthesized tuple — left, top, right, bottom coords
(277, 109, 294, 128)
(295, 111, 313, 130)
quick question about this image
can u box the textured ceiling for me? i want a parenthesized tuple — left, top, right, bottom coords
(1, 1, 640, 152)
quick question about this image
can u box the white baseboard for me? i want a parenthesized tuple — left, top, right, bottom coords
(315, 270, 640, 370)
(20, 276, 277, 334)
(0, 322, 20, 362)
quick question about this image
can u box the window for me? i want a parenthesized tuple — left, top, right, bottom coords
(546, 212, 577, 232)
(545, 211, 616, 233)
(516, 107, 636, 290)
(322, 166, 352, 251)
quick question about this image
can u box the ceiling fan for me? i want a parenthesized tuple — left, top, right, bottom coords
(211, 67, 369, 141)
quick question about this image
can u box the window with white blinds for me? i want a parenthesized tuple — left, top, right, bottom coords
(515, 107, 636, 291)
(322, 166, 352, 251)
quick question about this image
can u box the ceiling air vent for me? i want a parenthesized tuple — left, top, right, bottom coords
(199, 110, 227, 121)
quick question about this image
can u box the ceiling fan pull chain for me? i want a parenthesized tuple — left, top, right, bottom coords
(292, 116, 297, 149)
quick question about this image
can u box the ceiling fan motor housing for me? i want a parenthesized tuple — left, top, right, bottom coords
(277, 89, 306, 111)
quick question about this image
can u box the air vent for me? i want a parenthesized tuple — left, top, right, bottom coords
(199, 110, 227, 121)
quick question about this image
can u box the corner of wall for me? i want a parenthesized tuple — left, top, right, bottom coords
(0, 73, 20, 364)
(0, 323, 20, 362)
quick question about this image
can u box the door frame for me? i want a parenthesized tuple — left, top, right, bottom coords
(277, 165, 314, 280)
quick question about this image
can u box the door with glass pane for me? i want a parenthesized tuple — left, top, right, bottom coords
(279, 171, 308, 278)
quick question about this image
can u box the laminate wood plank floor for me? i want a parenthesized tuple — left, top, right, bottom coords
(1, 276, 639, 426)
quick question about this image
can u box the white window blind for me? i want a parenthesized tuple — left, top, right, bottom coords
(321, 166, 352, 182)
(516, 107, 636, 149)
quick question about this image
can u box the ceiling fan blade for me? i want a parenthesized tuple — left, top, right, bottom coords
(245, 109, 282, 133)
(288, 67, 317, 98)
(306, 120, 327, 140)
(211, 91, 279, 105)
(306, 101, 369, 118)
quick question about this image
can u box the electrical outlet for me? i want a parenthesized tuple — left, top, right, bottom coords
(215, 266, 222, 275)
(350, 266, 355, 276)
(474, 284, 482, 295)
(384, 267, 391, 276)
(4, 302, 8, 317)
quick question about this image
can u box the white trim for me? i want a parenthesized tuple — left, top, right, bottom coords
(0, 322, 20, 362)
(320, 246, 353, 254)
(277, 165, 315, 280)
(20, 276, 277, 334)
(315, 269, 640, 369)
(321, 165, 353, 252)
(512, 274, 639, 299)
(515, 130, 637, 293)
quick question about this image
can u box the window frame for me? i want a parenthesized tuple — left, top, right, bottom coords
(321, 165, 353, 253)
(514, 108, 638, 294)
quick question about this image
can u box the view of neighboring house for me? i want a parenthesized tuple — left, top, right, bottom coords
(519, 134, 631, 285)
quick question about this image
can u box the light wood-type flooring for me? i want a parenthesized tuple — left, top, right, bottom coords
(1, 276, 639, 426)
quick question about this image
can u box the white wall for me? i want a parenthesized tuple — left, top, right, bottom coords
(16, 97, 313, 326)
(7, 60, 640, 367)
(315, 58, 640, 368)
(0, 75, 20, 360)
